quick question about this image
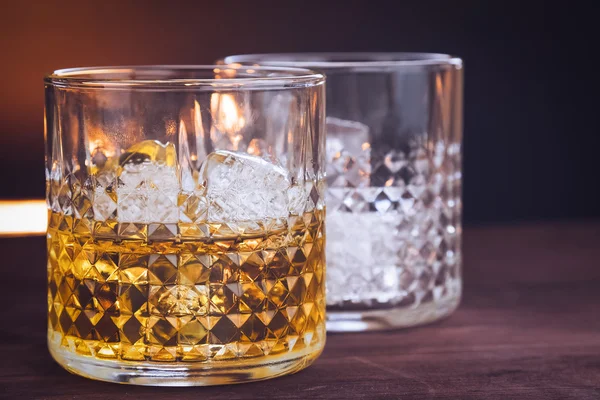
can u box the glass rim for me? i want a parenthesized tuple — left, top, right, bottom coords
(223, 52, 463, 71)
(44, 65, 325, 90)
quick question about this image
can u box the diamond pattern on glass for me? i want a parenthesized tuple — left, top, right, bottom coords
(46, 139, 326, 364)
(325, 116, 461, 310)
(47, 211, 325, 362)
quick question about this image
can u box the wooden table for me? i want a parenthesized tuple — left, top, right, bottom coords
(1, 221, 599, 399)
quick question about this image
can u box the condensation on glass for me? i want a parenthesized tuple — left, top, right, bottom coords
(224, 53, 463, 332)
(44, 66, 326, 385)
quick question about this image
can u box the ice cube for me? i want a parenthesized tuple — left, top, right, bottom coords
(326, 211, 400, 304)
(200, 150, 291, 222)
(326, 117, 371, 188)
(117, 140, 179, 223)
(119, 140, 177, 168)
(287, 184, 307, 216)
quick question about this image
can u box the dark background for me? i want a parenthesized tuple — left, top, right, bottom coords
(0, 0, 597, 225)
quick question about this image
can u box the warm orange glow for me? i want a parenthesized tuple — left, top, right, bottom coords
(214, 67, 239, 79)
(165, 119, 177, 136)
(194, 100, 205, 139)
(88, 134, 117, 172)
(0, 200, 47, 236)
(211, 93, 246, 133)
(210, 93, 246, 149)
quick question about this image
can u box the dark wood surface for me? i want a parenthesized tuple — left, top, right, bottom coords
(1, 220, 599, 399)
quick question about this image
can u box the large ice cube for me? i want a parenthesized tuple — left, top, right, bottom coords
(200, 150, 291, 222)
(117, 140, 179, 223)
(326, 210, 400, 305)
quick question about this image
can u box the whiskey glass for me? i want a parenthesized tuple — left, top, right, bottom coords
(224, 53, 463, 332)
(45, 65, 326, 385)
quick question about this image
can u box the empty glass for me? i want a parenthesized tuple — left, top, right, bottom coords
(45, 66, 326, 385)
(224, 53, 463, 332)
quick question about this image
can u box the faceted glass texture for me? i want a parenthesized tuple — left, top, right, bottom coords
(45, 66, 326, 385)
(224, 53, 463, 331)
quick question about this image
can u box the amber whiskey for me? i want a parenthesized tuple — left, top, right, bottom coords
(47, 210, 325, 379)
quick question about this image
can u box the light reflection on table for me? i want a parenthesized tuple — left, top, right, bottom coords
(0, 200, 47, 237)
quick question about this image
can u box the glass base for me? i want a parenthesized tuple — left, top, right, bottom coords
(326, 292, 461, 332)
(49, 342, 322, 386)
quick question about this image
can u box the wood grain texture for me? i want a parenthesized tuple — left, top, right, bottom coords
(1, 221, 599, 399)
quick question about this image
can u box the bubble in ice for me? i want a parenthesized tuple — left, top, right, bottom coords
(116, 140, 179, 223)
(200, 150, 291, 222)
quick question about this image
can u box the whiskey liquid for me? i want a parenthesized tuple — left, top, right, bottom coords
(47, 210, 325, 364)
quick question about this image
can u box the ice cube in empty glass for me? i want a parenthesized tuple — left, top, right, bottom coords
(223, 53, 464, 332)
